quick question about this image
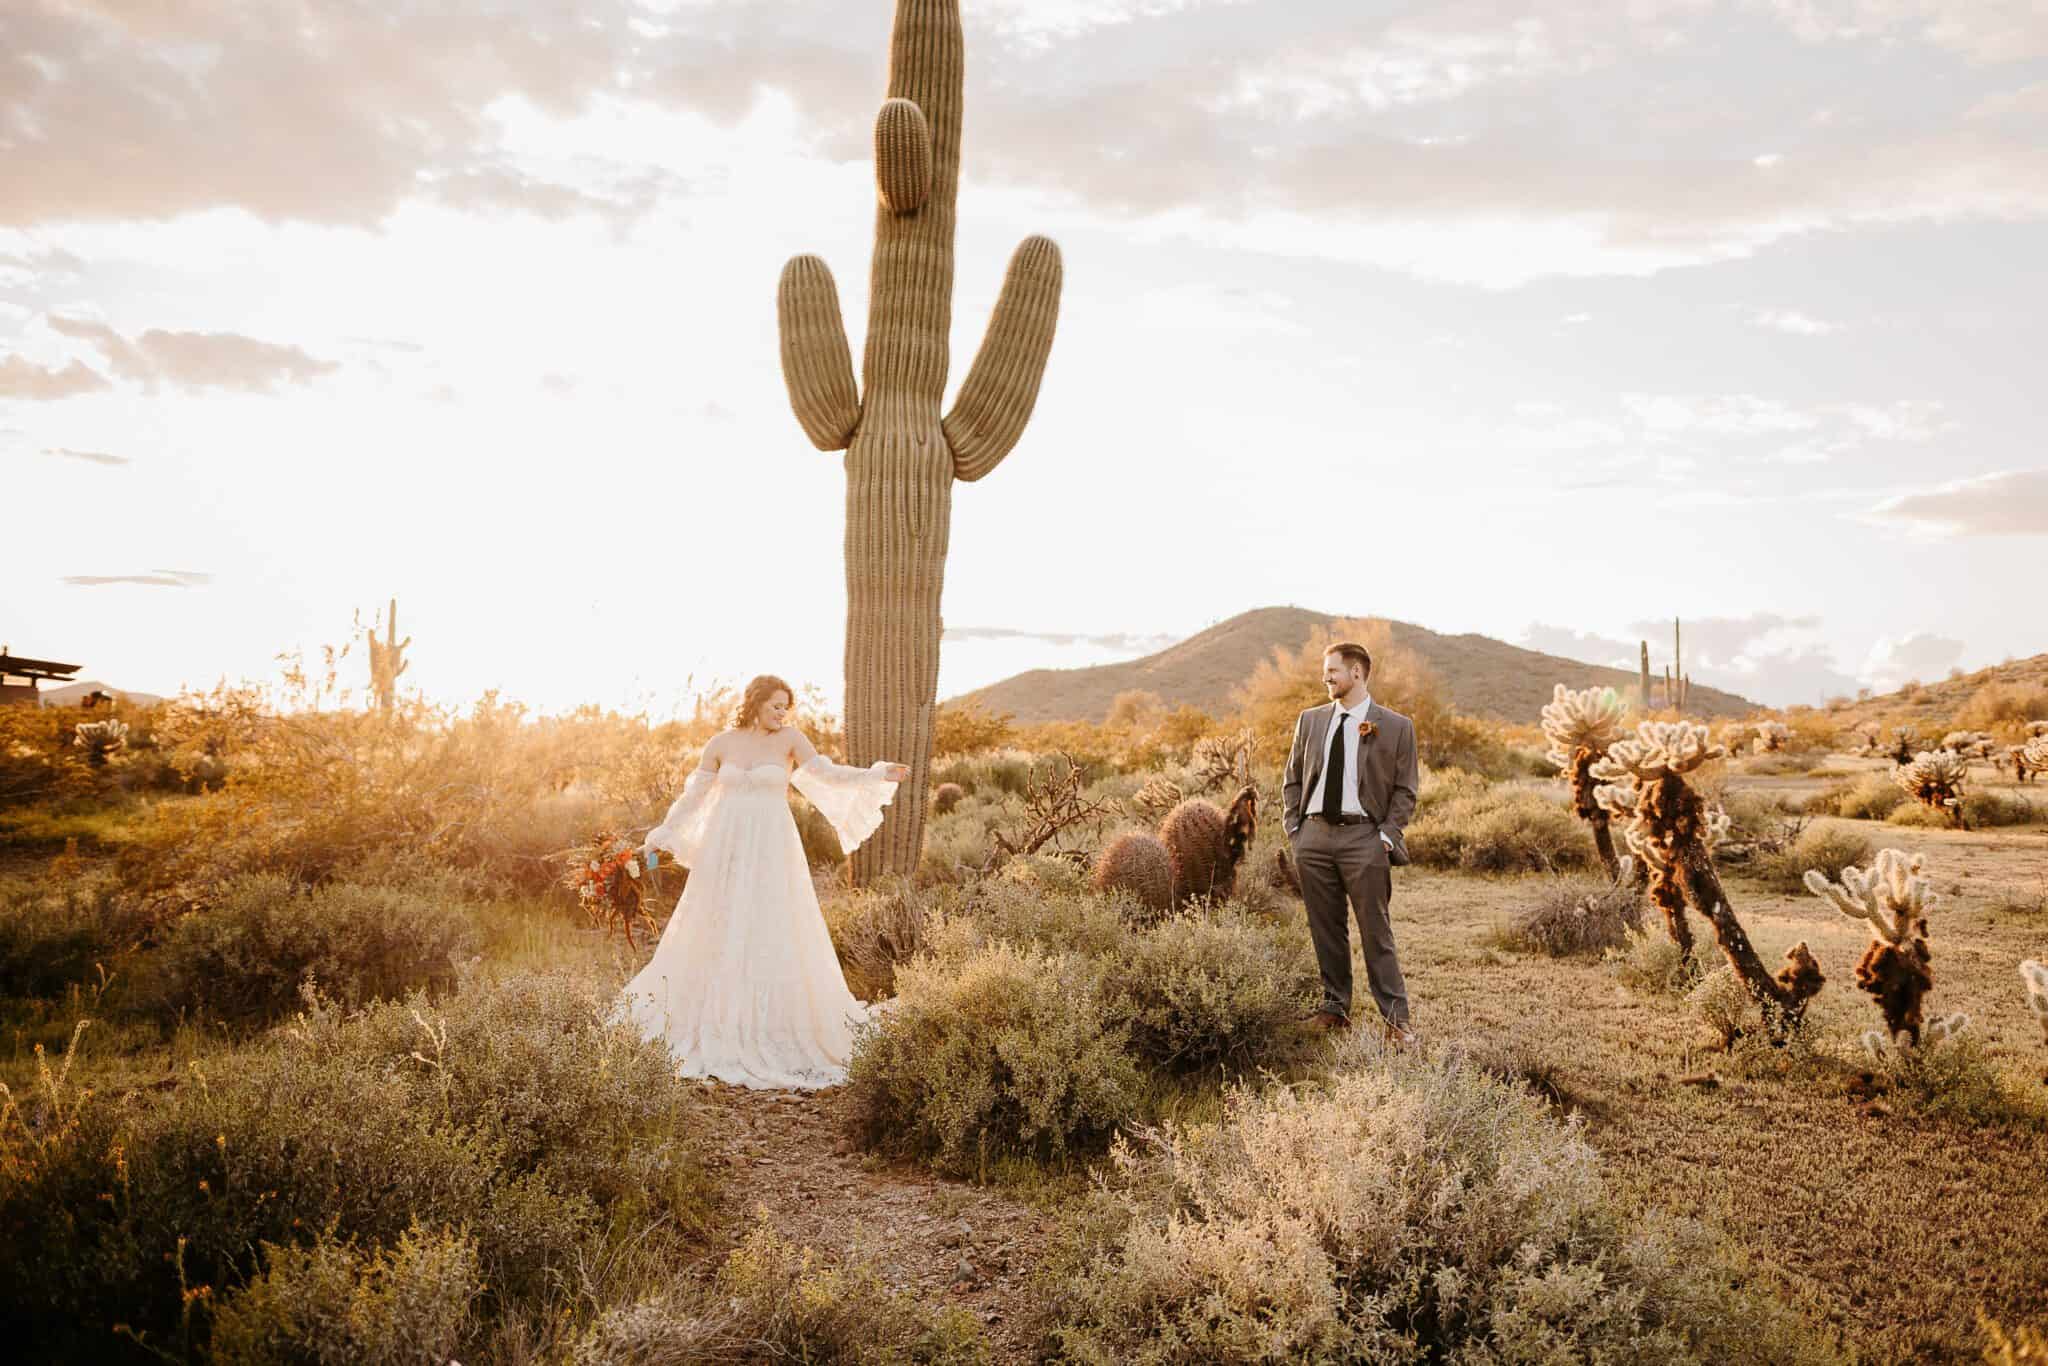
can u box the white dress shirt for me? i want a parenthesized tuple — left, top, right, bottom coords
(1305, 695, 1394, 847)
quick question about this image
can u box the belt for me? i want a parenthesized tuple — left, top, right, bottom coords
(1308, 813, 1373, 826)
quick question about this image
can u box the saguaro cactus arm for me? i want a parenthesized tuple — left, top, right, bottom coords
(944, 235, 1063, 481)
(777, 256, 861, 451)
(874, 98, 933, 214)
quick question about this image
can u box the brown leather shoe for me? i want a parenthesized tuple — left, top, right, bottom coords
(1302, 1009, 1351, 1033)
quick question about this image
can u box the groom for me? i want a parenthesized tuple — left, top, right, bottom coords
(1282, 640, 1421, 1042)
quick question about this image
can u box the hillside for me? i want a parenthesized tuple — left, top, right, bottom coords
(36, 680, 166, 708)
(1815, 653, 2048, 732)
(948, 606, 1758, 725)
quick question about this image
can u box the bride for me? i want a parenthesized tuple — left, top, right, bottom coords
(619, 675, 909, 1089)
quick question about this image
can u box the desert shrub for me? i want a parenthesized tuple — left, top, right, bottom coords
(1607, 926, 1696, 995)
(1961, 790, 2038, 828)
(826, 883, 942, 1000)
(0, 877, 149, 1000)
(931, 699, 1017, 758)
(209, 1221, 482, 1366)
(1405, 785, 1595, 873)
(1754, 821, 1873, 893)
(146, 874, 478, 1025)
(0, 971, 709, 1358)
(997, 850, 1089, 896)
(1417, 764, 1492, 808)
(793, 797, 847, 867)
(573, 1221, 989, 1365)
(1099, 909, 1319, 1074)
(1496, 874, 1644, 957)
(1863, 1034, 2036, 1126)
(1043, 1049, 1822, 1363)
(1688, 966, 1756, 1049)
(1806, 774, 1908, 822)
(1955, 682, 2048, 735)
(845, 940, 1139, 1176)
(931, 881, 1131, 962)
(929, 749, 1035, 797)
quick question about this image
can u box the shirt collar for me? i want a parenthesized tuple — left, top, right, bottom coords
(1334, 693, 1373, 720)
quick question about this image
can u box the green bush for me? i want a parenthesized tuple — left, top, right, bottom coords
(147, 874, 478, 1025)
(1496, 874, 1644, 957)
(1100, 909, 1319, 1074)
(1042, 1048, 1825, 1363)
(573, 1220, 989, 1364)
(0, 878, 148, 1000)
(825, 883, 943, 1001)
(845, 940, 1139, 1176)
(209, 1221, 481, 1366)
(927, 881, 1131, 963)
(0, 971, 710, 1359)
(1960, 790, 2038, 828)
(1754, 821, 1873, 893)
(1406, 785, 1596, 873)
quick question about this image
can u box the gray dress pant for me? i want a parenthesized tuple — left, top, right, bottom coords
(1292, 816, 1409, 1027)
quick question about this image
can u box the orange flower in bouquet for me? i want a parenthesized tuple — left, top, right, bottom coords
(563, 829, 659, 948)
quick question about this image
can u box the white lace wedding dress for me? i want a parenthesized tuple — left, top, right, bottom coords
(616, 755, 898, 1089)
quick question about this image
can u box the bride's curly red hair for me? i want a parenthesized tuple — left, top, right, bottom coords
(731, 675, 794, 731)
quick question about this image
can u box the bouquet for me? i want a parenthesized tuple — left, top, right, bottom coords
(563, 829, 659, 948)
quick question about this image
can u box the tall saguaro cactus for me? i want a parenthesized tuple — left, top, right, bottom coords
(367, 597, 411, 715)
(776, 0, 1063, 882)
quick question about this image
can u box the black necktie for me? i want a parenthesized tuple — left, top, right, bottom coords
(1321, 711, 1347, 819)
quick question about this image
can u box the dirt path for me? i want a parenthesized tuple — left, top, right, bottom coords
(689, 1080, 1055, 1359)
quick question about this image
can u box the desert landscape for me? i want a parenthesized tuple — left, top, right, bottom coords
(5, 610, 2047, 1362)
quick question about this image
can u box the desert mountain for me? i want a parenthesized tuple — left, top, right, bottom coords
(1815, 653, 2048, 732)
(948, 606, 1758, 725)
(35, 680, 166, 708)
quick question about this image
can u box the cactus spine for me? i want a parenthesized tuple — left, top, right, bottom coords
(1540, 682, 1627, 881)
(777, 0, 1063, 884)
(366, 597, 410, 715)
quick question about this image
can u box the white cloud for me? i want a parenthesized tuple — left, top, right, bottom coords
(1750, 308, 1839, 335)
(1870, 468, 2048, 535)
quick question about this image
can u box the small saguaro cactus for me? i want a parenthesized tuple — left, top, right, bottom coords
(1540, 683, 1628, 880)
(1805, 849, 1966, 1053)
(1893, 749, 1969, 827)
(366, 597, 411, 715)
(1594, 720, 1822, 1033)
(776, 0, 1063, 885)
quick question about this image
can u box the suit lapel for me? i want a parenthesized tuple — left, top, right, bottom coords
(1305, 702, 1338, 792)
(1355, 701, 1382, 807)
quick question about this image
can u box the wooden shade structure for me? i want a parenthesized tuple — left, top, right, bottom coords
(0, 651, 84, 706)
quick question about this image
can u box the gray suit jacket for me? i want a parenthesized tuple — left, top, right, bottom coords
(1282, 700, 1421, 865)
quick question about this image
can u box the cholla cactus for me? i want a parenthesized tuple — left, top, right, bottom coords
(2018, 733, 2048, 783)
(1749, 720, 1792, 754)
(1883, 725, 1917, 764)
(1805, 849, 1965, 1050)
(1594, 720, 1822, 1032)
(1893, 749, 1969, 826)
(2021, 960, 2048, 1047)
(777, 0, 1063, 884)
(1541, 683, 1628, 879)
(1128, 776, 1185, 825)
(71, 718, 129, 766)
(1190, 729, 1254, 793)
(1940, 729, 1995, 759)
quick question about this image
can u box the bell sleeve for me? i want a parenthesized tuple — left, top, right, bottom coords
(643, 767, 721, 869)
(789, 755, 900, 854)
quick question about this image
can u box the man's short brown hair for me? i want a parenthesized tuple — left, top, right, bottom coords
(1324, 641, 1372, 678)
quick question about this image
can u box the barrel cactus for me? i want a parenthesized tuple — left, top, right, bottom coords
(930, 782, 965, 815)
(776, 0, 1063, 883)
(1092, 831, 1173, 919)
(1160, 786, 1258, 909)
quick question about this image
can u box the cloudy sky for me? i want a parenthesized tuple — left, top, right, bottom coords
(3, 0, 2044, 717)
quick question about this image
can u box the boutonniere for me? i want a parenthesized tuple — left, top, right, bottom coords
(1358, 721, 1378, 742)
